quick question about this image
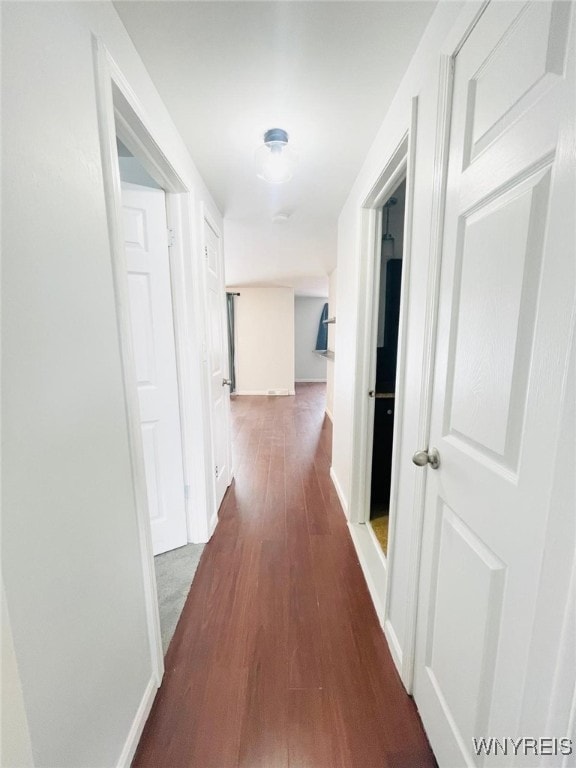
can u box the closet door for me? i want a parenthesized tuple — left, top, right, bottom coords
(203, 213, 232, 511)
(122, 182, 188, 555)
(413, 3, 575, 765)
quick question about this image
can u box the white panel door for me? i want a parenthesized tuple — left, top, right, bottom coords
(203, 214, 231, 510)
(414, 3, 575, 766)
(122, 182, 187, 556)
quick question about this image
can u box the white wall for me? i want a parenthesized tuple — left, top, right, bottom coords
(294, 297, 328, 382)
(325, 269, 337, 420)
(229, 286, 295, 395)
(2, 3, 222, 766)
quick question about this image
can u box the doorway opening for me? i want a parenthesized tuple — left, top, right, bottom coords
(369, 179, 406, 556)
(115, 137, 187, 557)
(114, 138, 204, 654)
(94, 37, 222, 692)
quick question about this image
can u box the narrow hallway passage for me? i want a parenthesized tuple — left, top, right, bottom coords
(133, 384, 435, 768)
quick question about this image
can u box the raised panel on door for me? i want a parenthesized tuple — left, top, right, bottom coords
(424, 502, 506, 747)
(127, 272, 156, 389)
(445, 167, 550, 469)
(463, 1, 572, 167)
(122, 182, 188, 556)
(413, 3, 575, 765)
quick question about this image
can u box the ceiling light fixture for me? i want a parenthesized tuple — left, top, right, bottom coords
(255, 128, 296, 184)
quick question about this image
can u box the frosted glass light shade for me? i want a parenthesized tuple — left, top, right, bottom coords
(255, 129, 297, 184)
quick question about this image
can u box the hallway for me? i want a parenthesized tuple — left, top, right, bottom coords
(133, 384, 435, 768)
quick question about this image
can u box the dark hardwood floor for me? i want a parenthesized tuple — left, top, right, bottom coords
(133, 383, 436, 768)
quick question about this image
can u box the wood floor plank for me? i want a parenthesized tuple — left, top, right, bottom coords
(286, 537, 324, 690)
(238, 538, 289, 768)
(287, 688, 348, 768)
(132, 384, 436, 768)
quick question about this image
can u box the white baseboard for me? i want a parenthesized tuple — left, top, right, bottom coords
(348, 522, 387, 628)
(234, 389, 295, 396)
(384, 617, 404, 677)
(325, 407, 333, 422)
(294, 378, 327, 383)
(208, 510, 218, 538)
(116, 675, 157, 768)
(329, 466, 348, 517)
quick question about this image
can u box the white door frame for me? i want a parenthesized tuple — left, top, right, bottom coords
(92, 38, 216, 686)
(348, 1, 490, 691)
(113, 84, 215, 546)
(350, 109, 418, 529)
(347, 108, 415, 627)
(353, 140, 409, 528)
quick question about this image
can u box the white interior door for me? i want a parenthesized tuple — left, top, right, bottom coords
(203, 214, 231, 510)
(413, 3, 575, 765)
(122, 182, 188, 556)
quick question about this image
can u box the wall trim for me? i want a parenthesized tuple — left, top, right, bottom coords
(93, 35, 164, 687)
(325, 407, 334, 422)
(348, 522, 387, 626)
(234, 389, 295, 396)
(380, 97, 422, 691)
(115, 675, 156, 768)
(295, 378, 327, 383)
(384, 617, 403, 673)
(208, 510, 218, 539)
(350, 133, 409, 529)
(93, 26, 223, 544)
(329, 466, 348, 517)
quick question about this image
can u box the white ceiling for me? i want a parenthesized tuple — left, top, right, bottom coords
(114, 1, 437, 296)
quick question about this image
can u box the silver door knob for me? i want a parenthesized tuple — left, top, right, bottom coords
(222, 378, 232, 387)
(412, 448, 440, 469)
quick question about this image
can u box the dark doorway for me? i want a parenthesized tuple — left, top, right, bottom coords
(369, 178, 406, 555)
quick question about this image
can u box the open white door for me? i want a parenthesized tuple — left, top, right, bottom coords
(203, 213, 232, 510)
(413, 3, 575, 765)
(121, 182, 188, 555)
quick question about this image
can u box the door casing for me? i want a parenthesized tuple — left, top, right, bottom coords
(348, 1, 491, 693)
(348, 123, 414, 644)
(93, 37, 221, 690)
